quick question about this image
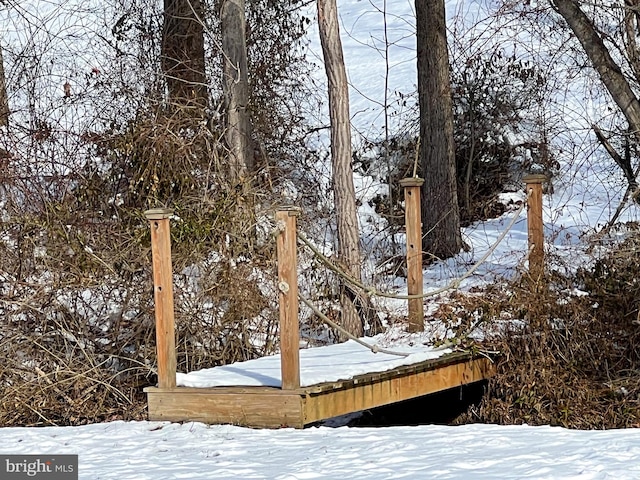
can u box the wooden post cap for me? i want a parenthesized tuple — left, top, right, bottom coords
(144, 208, 174, 220)
(522, 173, 548, 184)
(276, 206, 302, 217)
(399, 177, 425, 188)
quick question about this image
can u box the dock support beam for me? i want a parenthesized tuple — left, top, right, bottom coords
(145, 208, 177, 389)
(276, 207, 301, 390)
(523, 174, 547, 279)
(400, 177, 425, 332)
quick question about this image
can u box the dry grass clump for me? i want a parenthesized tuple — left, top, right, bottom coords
(0, 203, 278, 426)
(0, 277, 154, 426)
(456, 233, 640, 428)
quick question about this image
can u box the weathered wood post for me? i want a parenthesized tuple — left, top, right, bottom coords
(400, 177, 425, 332)
(523, 174, 547, 279)
(145, 208, 177, 389)
(275, 207, 301, 390)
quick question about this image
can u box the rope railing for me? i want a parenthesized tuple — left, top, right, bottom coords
(292, 200, 528, 359)
(296, 199, 526, 302)
(298, 293, 411, 357)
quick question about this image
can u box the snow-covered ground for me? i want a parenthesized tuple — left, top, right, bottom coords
(3, 421, 640, 479)
(3, 0, 640, 478)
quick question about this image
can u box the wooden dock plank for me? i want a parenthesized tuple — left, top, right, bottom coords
(146, 387, 305, 428)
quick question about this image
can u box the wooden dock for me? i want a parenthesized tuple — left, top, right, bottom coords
(145, 351, 494, 428)
(141, 178, 519, 428)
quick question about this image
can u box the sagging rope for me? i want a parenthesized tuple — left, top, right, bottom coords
(285, 194, 530, 357)
(298, 292, 410, 357)
(299, 292, 469, 356)
(294, 202, 526, 357)
(296, 199, 527, 301)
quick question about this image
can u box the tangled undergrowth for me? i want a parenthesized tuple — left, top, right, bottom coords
(454, 230, 640, 429)
(0, 109, 284, 427)
(0, 205, 279, 427)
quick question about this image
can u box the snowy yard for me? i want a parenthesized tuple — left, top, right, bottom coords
(3, 421, 640, 479)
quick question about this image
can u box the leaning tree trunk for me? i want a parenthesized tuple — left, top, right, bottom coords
(317, 0, 370, 339)
(416, 0, 462, 260)
(0, 45, 8, 127)
(552, 0, 640, 135)
(221, 0, 253, 184)
(551, 0, 640, 198)
(161, 0, 208, 113)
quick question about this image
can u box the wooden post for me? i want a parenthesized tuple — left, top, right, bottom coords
(523, 174, 547, 279)
(145, 208, 177, 389)
(400, 177, 425, 332)
(275, 207, 301, 390)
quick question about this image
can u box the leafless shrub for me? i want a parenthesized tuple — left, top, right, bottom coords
(454, 231, 640, 428)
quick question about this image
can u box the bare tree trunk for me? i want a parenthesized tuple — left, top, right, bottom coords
(551, 0, 640, 197)
(161, 0, 208, 112)
(221, 0, 253, 183)
(416, 0, 462, 260)
(552, 0, 640, 135)
(623, 0, 640, 85)
(317, 0, 366, 338)
(0, 45, 8, 127)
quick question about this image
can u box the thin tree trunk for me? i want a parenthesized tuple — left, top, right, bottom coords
(221, 0, 253, 183)
(416, 0, 462, 260)
(623, 0, 640, 85)
(161, 0, 208, 112)
(593, 124, 638, 191)
(317, 0, 365, 338)
(0, 45, 8, 127)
